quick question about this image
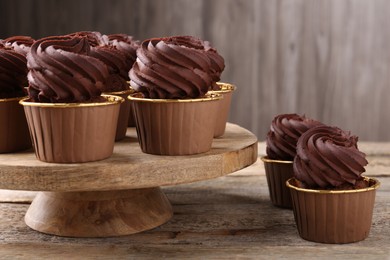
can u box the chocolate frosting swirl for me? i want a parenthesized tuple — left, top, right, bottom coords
(293, 125, 368, 189)
(203, 41, 225, 90)
(129, 36, 220, 99)
(88, 45, 129, 92)
(27, 35, 109, 103)
(3, 36, 34, 56)
(0, 45, 28, 98)
(266, 114, 322, 160)
(67, 31, 108, 47)
(108, 33, 139, 67)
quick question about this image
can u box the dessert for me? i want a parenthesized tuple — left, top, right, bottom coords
(129, 36, 223, 155)
(287, 125, 380, 243)
(0, 43, 31, 153)
(69, 32, 138, 140)
(130, 36, 216, 99)
(209, 82, 236, 137)
(21, 35, 123, 163)
(262, 114, 322, 208)
(266, 114, 322, 161)
(3, 36, 34, 56)
(293, 126, 368, 189)
(107, 34, 140, 127)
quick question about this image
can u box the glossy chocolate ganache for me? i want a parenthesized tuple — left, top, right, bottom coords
(129, 36, 224, 99)
(0, 44, 28, 98)
(266, 114, 322, 160)
(293, 125, 368, 189)
(27, 35, 109, 103)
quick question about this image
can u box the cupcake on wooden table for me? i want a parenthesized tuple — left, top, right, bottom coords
(21, 35, 123, 163)
(0, 40, 32, 153)
(287, 125, 380, 243)
(262, 114, 322, 208)
(129, 35, 223, 155)
(68, 31, 136, 141)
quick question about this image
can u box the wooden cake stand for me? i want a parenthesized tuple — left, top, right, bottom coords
(0, 123, 258, 237)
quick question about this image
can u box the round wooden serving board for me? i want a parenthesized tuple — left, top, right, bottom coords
(0, 123, 258, 237)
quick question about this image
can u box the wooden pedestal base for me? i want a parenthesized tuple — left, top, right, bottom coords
(24, 187, 173, 237)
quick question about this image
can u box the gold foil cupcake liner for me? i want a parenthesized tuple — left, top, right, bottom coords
(104, 88, 134, 141)
(261, 156, 293, 209)
(20, 95, 123, 163)
(209, 82, 237, 138)
(0, 96, 32, 153)
(128, 93, 222, 155)
(286, 177, 380, 244)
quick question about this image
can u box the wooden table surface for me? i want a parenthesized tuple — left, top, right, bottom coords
(0, 142, 389, 259)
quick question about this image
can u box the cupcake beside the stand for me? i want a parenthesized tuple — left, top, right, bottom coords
(0, 40, 32, 153)
(261, 114, 322, 208)
(21, 35, 123, 163)
(287, 125, 380, 244)
(128, 36, 223, 155)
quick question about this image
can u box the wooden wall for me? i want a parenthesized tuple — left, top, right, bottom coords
(1, 0, 389, 141)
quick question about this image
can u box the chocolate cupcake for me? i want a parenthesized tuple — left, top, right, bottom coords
(70, 31, 138, 140)
(129, 36, 223, 155)
(287, 125, 380, 243)
(107, 34, 140, 128)
(261, 114, 322, 208)
(21, 35, 123, 163)
(0, 43, 32, 153)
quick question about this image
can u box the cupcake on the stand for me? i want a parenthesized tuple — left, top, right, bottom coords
(107, 33, 140, 127)
(0, 41, 32, 153)
(69, 31, 139, 140)
(196, 39, 235, 138)
(20, 35, 123, 163)
(261, 114, 322, 208)
(287, 125, 380, 243)
(128, 35, 223, 155)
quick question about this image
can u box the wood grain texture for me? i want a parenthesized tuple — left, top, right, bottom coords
(0, 142, 389, 258)
(1, 0, 389, 141)
(25, 188, 173, 237)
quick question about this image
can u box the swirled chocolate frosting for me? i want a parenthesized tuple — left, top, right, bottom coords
(129, 36, 223, 99)
(27, 35, 109, 103)
(0, 45, 28, 98)
(108, 33, 139, 68)
(88, 45, 129, 92)
(203, 41, 225, 90)
(3, 36, 34, 56)
(266, 114, 322, 160)
(293, 125, 368, 189)
(67, 31, 108, 47)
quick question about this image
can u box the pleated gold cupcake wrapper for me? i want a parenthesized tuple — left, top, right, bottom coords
(20, 95, 123, 163)
(261, 156, 293, 208)
(209, 82, 237, 138)
(0, 96, 32, 153)
(128, 93, 222, 155)
(104, 89, 134, 141)
(287, 177, 380, 244)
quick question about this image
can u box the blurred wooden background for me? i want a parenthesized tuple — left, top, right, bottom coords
(1, 0, 389, 141)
